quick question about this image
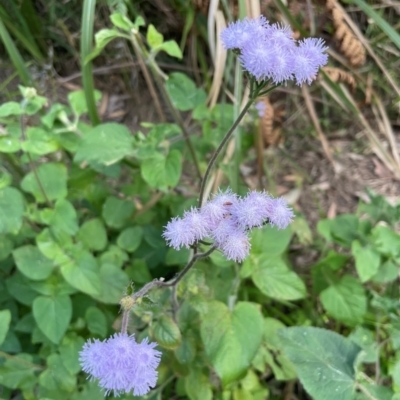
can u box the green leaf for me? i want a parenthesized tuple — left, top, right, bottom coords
(371, 260, 398, 283)
(21, 127, 58, 155)
(85, 306, 107, 338)
(50, 199, 79, 235)
(0, 353, 36, 389)
(251, 255, 306, 301)
(33, 295, 72, 344)
(110, 12, 135, 31)
(0, 170, 12, 190)
(0, 310, 11, 345)
(60, 251, 102, 296)
(184, 367, 213, 400)
(351, 240, 381, 282)
(0, 187, 24, 234)
(372, 225, 400, 257)
(279, 326, 361, 400)
(201, 301, 263, 385)
(320, 275, 367, 326)
(0, 101, 22, 117)
(0, 135, 21, 152)
(39, 353, 76, 392)
(92, 263, 130, 304)
(0, 235, 13, 261)
(158, 40, 183, 59)
(147, 24, 164, 49)
(141, 149, 182, 189)
(117, 226, 143, 252)
(85, 28, 122, 63)
(21, 163, 67, 203)
(6, 272, 38, 305)
(59, 334, 85, 375)
(175, 336, 196, 365)
(77, 218, 108, 251)
(68, 90, 102, 116)
(13, 245, 54, 280)
(102, 196, 135, 229)
(165, 73, 207, 111)
(151, 315, 181, 350)
(75, 122, 134, 166)
(250, 225, 292, 256)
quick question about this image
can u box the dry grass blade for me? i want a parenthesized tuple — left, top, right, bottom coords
(330, 0, 400, 98)
(326, 0, 366, 67)
(207, 10, 227, 107)
(321, 67, 356, 90)
(207, 0, 220, 63)
(301, 85, 336, 168)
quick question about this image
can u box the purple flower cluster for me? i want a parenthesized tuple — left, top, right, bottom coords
(79, 333, 161, 397)
(220, 16, 328, 85)
(163, 189, 294, 262)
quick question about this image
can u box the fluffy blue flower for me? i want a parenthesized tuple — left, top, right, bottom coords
(79, 333, 161, 397)
(221, 17, 328, 84)
(163, 189, 294, 262)
(293, 38, 329, 85)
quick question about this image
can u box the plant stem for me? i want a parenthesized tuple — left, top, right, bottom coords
(129, 34, 166, 122)
(198, 97, 254, 208)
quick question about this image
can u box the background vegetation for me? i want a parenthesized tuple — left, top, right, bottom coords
(0, 0, 400, 399)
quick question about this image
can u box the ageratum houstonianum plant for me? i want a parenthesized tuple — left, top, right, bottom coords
(80, 15, 328, 397)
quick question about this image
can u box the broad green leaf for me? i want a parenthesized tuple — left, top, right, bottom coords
(165, 72, 207, 111)
(85, 28, 122, 63)
(85, 307, 107, 338)
(13, 245, 54, 280)
(50, 199, 79, 235)
(320, 275, 367, 326)
(201, 301, 263, 385)
(0, 101, 22, 117)
(0, 310, 11, 345)
(147, 24, 164, 48)
(141, 149, 182, 189)
(92, 263, 130, 304)
(151, 315, 181, 350)
(36, 228, 70, 265)
(0, 235, 13, 260)
(371, 260, 398, 283)
(250, 225, 292, 256)
(6, 272, 38, 305)
(99, 244, 128, 268)
(317, 215, 360, 246)
(74, 122, 134, 165)
(60, 251, 102, 296)
(372, 225, 400, 257)
(21, 163, 67, 202)
(110, 12, 136, 31)
(0, 170, 12, 189)
(279, 327, 361, 400)
(125, 259, 152, 283)
(77, 218, 108, 251)
(0, 135, 20, 152)
(348, 327, 377, 363)
(21, 127, 58, 155)
(159, 40, 183, 59)
(175, 336, 196, 365)
(68, 90, 102, 116)
(0, 187, 24, 234)
(351, 240, 381, 282)
(39, 353, 76, 392)
(117, 226, 143, 252)
(251, 255, 306, 301)
(33, 295, 72, 344)
(184, 367, 213, 400)
(59, 334, 85, 375)
(0, 353, 36, 389)
(102, 196, 135, 229)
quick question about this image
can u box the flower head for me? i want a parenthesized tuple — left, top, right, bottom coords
(293, 38, 328, 85)
(220, 17, 328, 85)
(219, 228, 251, 262)
(79, 333, 161, 397)
(267, 197, 294, 229)
(162, 217, 193, 250)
